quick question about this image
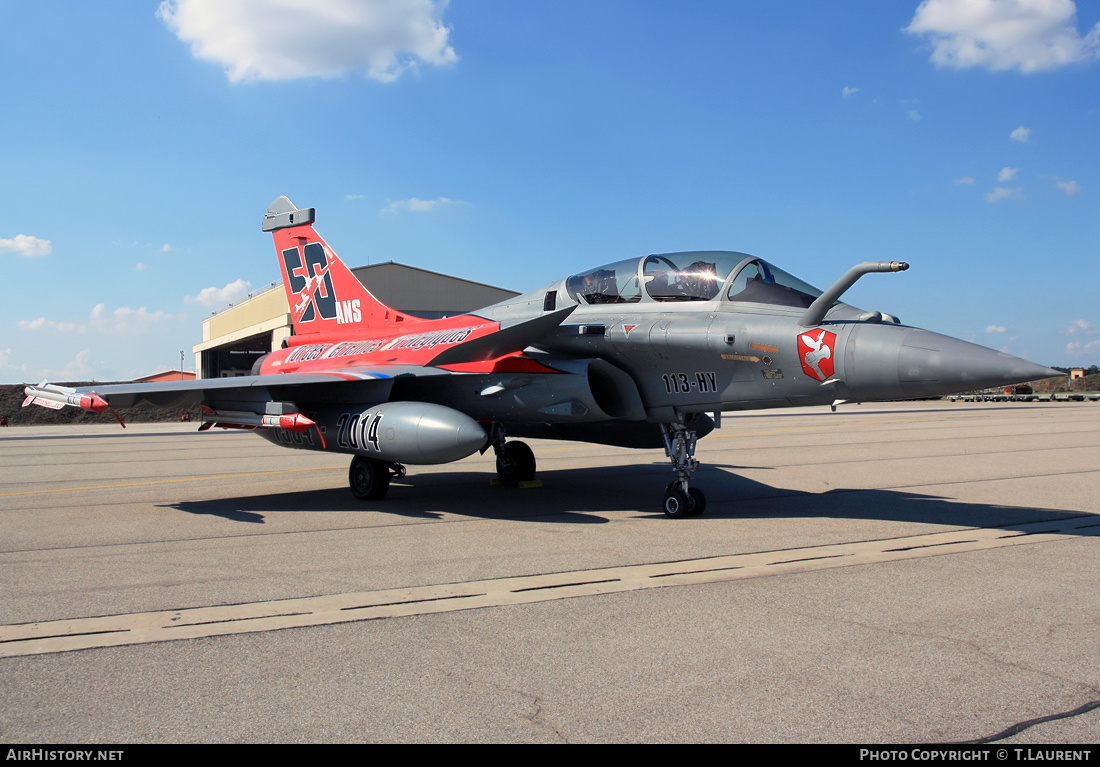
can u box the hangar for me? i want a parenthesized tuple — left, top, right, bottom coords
(192, 262, 519, 378)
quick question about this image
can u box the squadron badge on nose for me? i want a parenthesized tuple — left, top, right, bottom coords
(797, 329, 836, 381)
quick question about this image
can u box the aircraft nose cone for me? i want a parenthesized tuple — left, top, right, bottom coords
(897, 329, 1058, 397)
(844, 325, 1059, 400)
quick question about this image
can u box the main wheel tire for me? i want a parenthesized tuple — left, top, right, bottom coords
(349, 456, 391, 501)
(687, 487, 707, 517)
(663, 487, 692, 518)
(496, 441, 536, 486)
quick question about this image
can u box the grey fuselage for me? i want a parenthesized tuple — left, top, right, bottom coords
(479, 251, 1054, 422)
(256, 250, 1055, 462)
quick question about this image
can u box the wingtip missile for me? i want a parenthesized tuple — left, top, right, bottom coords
(23, 384, 110, 414)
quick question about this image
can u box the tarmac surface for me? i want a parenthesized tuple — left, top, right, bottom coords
(1, 400, 1098, 743)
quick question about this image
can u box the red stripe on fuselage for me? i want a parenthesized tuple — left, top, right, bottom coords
(440, 353, 562, 375)
(259, 316, 500, 375)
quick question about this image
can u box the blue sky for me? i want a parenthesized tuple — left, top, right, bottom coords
(1, 0, 1098, 382)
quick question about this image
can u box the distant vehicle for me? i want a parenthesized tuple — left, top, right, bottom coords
(25, 197, 1058, 516)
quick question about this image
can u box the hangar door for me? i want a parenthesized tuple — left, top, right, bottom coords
(201, 332, 272, 378)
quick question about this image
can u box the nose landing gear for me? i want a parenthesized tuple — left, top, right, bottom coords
(660, 417, 706, 518)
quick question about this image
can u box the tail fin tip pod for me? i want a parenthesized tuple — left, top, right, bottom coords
(263, 196, 399, 336)
(261, 196, 315, 232)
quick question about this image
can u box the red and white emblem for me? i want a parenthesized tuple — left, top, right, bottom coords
(797, 329, 836, 381)
(622, 323, 638, 336)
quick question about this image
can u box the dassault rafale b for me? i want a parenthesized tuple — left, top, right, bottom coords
(25, 197, 1058, 517)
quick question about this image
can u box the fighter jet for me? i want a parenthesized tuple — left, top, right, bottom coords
(25, 196, 1058, 517)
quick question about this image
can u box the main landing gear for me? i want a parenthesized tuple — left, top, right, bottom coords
(660, 416, 706, 518)
(490, 424, 537, 486)
(348, 455, 405, 501)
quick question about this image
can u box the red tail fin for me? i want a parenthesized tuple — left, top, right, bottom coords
(263, 196, 404, 338)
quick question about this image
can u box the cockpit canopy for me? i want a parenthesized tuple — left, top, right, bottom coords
(565, 251, 823, 308)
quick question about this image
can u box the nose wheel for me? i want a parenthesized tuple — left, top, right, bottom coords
(662, 485, 706, 518)
(660, 418, 706, 518)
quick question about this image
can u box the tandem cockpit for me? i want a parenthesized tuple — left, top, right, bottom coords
(563, 251, 824, 309)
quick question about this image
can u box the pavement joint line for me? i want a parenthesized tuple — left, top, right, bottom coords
(0, 465, 345, 497)
(3, 490, 1096, 560)
(3, 445, 1096, 499)
(718, 443, 1100, 473)
(707, 429, 1100, 452)
(711, 412, 977, 438)
(871, 467, 1100, 491)
(535, 418, 1100, 459)
(0, 516, 1093, 658)
(499, 413, 982, 456)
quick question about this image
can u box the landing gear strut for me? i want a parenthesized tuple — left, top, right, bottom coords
(348, 455, 405, 501)
(490, 424, 536, 486)
(660, 416, 706, 518)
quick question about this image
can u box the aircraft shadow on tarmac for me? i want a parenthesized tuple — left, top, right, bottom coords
(160, 460, 1095, 536)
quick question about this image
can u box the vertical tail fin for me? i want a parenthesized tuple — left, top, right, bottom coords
(263, 196, 404, 337)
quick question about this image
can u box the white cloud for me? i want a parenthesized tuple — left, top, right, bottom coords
(1055, 179, 1082, 195)
(1065, 339, 1100, 354)
(136, 262, 146, 271)
(1064, 319, 1096, 335)
(59, 350, 97, 381)
(381, 196, 455, 214)
(984, 185, 1024, 202)
(906, 0, 1100, 73)
(18, 304, 182, 336)
(185, 278, 253, 307)
(18, 317, 84, 333)
(986, 325, 1008, 333)
(908, 109, 923, 120)
(344, 194, 365, 201)
(0, 348, 110, 383)
(954, 176, 977, 185)
(0, 234, 52, 257)
(89, 304, 180, 335)
(1062, 321, 1100, 355)
(997, 166, 1019, 182)
(842, 86, 860, 97)
(158, 0, 457, 83)
(161, 243, 172, 252)
(1010, 125, 1031, 141)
